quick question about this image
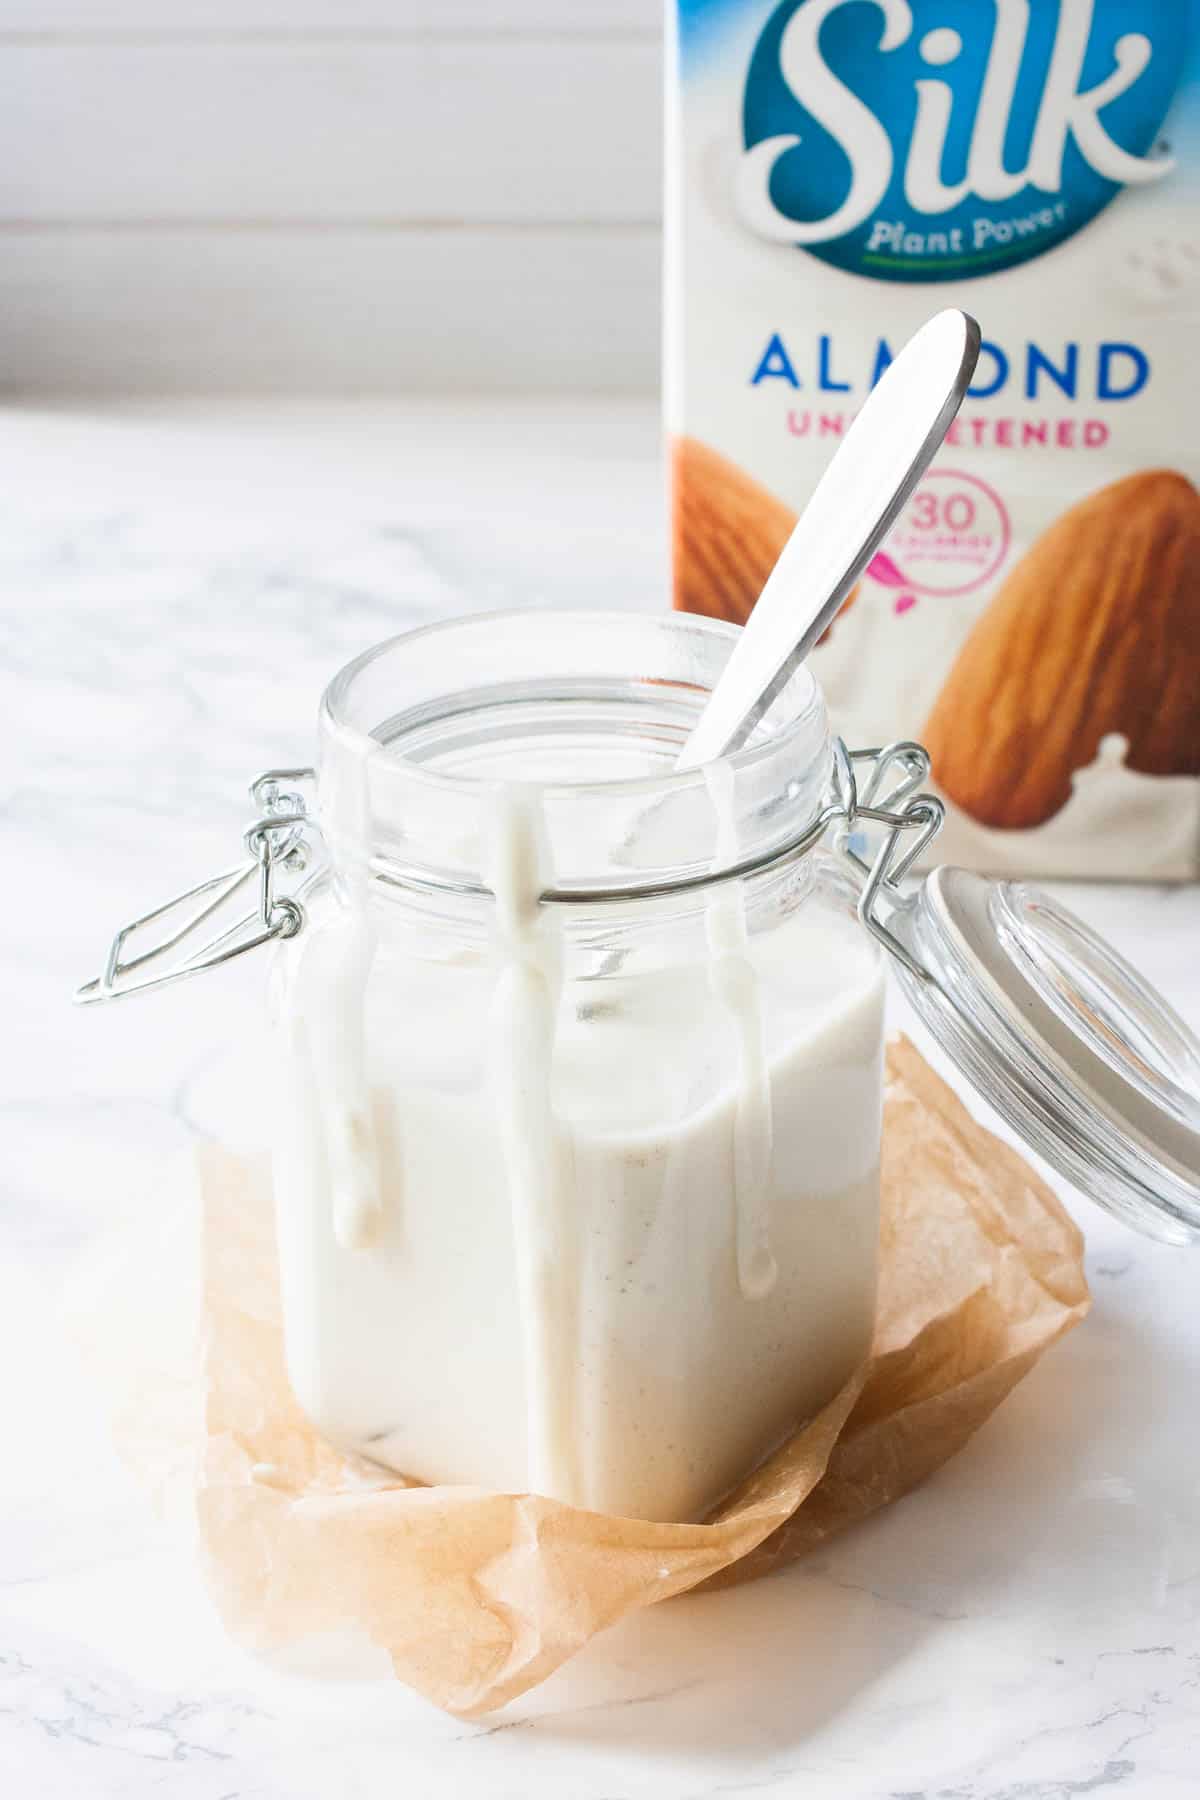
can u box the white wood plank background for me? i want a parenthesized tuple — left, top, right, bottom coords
(0, 3, 658, 32)
(2, 43, 661, 222)
(0, 227, 660, 392)
(0, 3, 664, 391)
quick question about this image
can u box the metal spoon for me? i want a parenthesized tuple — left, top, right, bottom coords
(675, 308, 980, 773)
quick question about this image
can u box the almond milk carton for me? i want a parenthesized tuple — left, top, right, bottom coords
(666, 0, 1200, 877)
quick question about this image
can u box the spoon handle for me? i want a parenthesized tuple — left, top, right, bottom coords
(675, 308, 980, 773)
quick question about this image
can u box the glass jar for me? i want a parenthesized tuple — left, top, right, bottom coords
(79, 607, 1200, 1525)
(270, 610, 884, 1524)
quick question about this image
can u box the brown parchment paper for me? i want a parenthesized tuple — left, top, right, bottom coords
(92, 1037, 1090, 1716)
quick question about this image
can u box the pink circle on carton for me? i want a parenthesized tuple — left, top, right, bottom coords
(884, 469, 1011, 599)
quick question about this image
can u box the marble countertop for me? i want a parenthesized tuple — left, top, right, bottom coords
(4, 398, 1199, 1799)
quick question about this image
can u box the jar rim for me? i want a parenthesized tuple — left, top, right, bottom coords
(316, 609, 833, 901)
(319, 608, 827, 801)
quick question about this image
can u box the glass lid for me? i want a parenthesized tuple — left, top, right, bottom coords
(889, 867, 1200, 1246)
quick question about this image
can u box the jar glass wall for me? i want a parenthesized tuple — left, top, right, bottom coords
(270, 612, 885, 1523)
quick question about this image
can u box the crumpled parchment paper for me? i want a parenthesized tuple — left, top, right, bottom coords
(85, 1036, 1089, 1716)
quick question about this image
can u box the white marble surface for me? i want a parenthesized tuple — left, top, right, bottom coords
(4, 398, 1199, 1799)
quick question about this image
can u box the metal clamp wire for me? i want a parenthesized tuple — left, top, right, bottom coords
(75, 745, 944, 1001)
(75, 769, 316, 1004)
(856, 795, 945, 982)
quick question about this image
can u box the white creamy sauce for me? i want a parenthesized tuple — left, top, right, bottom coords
(485, 785, 581, 1504)
(288, 732, 385, 1251)
(703, 758, 777, 1300)
(295, 915, 383, 1251)
(272, 755, 886, 1523)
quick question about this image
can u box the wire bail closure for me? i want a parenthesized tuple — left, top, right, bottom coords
(74, 770, 318, 1005)
(837, 741, 945, 983)
(74, 743, 943, 1004)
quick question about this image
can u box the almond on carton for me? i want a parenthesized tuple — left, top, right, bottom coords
(923, 471, 1200, 830)
(672, 436, 796, 624)
(672, 436, 857, 638)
